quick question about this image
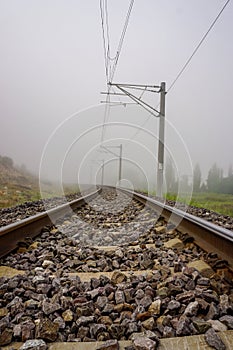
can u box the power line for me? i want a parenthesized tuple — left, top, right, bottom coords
(100, 0, 109, 81)
(100, 0, 112, 142)
(100, 0, 135, 143)
(109, 0, 135, 83)
(168, 0, 231, 93)
(130, 0, 231, 140)
(105, 0, 111, 81)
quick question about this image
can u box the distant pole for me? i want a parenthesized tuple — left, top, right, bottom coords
(101, 160, 104, 186)
(157, 82, 166, 197)
(119, 144, 122, 183)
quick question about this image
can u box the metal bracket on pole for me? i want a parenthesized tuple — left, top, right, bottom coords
(102, 81, 166, 197)
(105, 83, 161, 118)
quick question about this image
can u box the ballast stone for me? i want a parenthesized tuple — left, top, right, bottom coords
(133, 336, 157, 349)
(187, 260, 214, 278)
(96, 339, 119, 349)
(163, 238, 184, 250)
(204, 328, 226, 350)
(19, 339, 47, 350)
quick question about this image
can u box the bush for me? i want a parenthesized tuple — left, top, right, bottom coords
(0, 156, 14, 168)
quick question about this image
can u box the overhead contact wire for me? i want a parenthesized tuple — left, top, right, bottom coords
(130, 0, 231, 140)
(100, 0, 135, 143)
(168, 0, 231, 93)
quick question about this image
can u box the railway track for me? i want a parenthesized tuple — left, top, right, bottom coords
(0, 187, 233, 349)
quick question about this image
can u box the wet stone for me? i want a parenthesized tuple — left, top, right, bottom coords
(62, 309, 73, 322)
(25, 299, 39, 309)
(193, 320, 211, 333)
(184, 301, 199, 317)
(136, 289, 145, 299)
(148, 300, 161, 315)
(176, 315, 191, 336)
(13, 324, 22, 338)
(219, 294, 230, 315)
(53, 316, 65, 330)
(202, 291, 219, 304)
(115, 290, 125, 304)
(91, 277, 101, 289)
(139, 295, 152, 308)
(87, 288, 101, 299)
(96, 339, 119, 349)
(19, 339, 47, 350)
(204, 328, 226, 350)
(42, 301, 61, 315)
(21, 321, 35, 341)
(0, 314, 10, 332)
(90, 323, 106, 338)
(0, 307, 8, 318)
(111, 271, 127, 285)
(176, 291, 195, 304)
(197, 277, 210, 286)
(36, 284, 51, 294)
(167, 300, 180, 311)
(142, 317, 155, 331)
(76, 315, 95, 327)
(124, 288, 134, 303)
(103, 303, 114, 314)
(0, 327, 13, 346)
(219, 315, 233, 329)
(127, 322, 138, 335)
(109, 324, 124, 339)
(98, 315, 112, 326)
(156, 287, 169, 299)
(163, 326, 175, 338)
(207, 320, 227, 332)
(42, 260, 54, 268)
(77, 326, 89, 339)
(35, 318, 59, 342)
(133, 336, 157, 349)
(96, 296, 109, 309)
(205, 302, 219, 320)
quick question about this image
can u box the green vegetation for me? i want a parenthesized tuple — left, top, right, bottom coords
(0, 155, 41, 208)
(0, 185, 41, 208)
(0, 154, 81, 208)
(0, 183, 81, 209)
(165, 192, 233, 217)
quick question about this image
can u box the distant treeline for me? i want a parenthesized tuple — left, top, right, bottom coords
(165, 159, 233, 195)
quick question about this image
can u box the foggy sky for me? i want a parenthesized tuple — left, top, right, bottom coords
(1, 0, 233, 188)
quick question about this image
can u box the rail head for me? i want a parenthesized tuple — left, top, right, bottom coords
(118, 187, 233, 268)
(0, 188, 101, 258)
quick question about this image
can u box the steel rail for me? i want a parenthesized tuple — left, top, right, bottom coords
(0, 188, 101, 258)
(1, 185, 233, 270)
(119, 188, 233, 268)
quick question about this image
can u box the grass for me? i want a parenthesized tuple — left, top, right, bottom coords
(0, 185, 41, 208)
(2, 181, 233, 218)
(0, 183, 81, 209)
(165, 192, 233, 217)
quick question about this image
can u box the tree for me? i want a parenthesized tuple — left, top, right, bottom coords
(207, 163, 222, 192)
(228, 164, 233, 177)
(193, 163, 201, 192)
(218, 176, 233, 194)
